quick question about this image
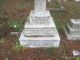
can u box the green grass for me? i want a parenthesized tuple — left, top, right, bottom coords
(16, 0, 33, 9)
(76, 57, 80, 60)
(48, 0, 61, 8)
(0, 37, 4, 43)
(51, 1, 80, 32)
(45, 48, 54, 56)
(13, 41, 22, 52)
(0, 0, 5, 5)
(0, 0, 80, 32)
(63, 1, 80, 18)
(7, 19, 23, 32)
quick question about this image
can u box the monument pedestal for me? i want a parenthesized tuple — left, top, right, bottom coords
(19, 11, 60, 48)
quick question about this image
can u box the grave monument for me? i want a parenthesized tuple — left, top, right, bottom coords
(19, 0, 60, 48)
(65, 19, 80, 40)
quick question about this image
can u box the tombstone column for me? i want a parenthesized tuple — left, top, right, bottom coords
(34, 0, 46, 14)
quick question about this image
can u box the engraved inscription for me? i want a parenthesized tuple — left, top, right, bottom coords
(24, 28, 55, 37)
(30, 16, 50, 24)
(27, 40, 57, 47)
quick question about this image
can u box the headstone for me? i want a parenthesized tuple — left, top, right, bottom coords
(65, 19, 80, 40)
(19, 0, 60, 48)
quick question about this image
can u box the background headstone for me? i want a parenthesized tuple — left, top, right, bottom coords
(65, 19, 80, 40)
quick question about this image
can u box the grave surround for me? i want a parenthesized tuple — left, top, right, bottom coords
(19, 0, 60, 48)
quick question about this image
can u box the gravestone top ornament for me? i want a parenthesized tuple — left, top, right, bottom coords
(19, 0, 60, 48)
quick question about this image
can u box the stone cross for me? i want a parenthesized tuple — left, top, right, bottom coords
(34, 0, 46, 14)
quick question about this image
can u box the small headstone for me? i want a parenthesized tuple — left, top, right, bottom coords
(65, 19, 80, 40)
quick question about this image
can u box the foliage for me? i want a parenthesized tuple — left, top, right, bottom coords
(0, 37, 4, 43)
(45, 47, 62, 59)
(7, 19, 23, 32)
(12, 41, 22, 52)
(0, 16, 9, 25)
(48, 0, 61, 8)
(76, 57, 80, 60)
(0, 15, 24, 32)
(0, 0, 5, 5)
(45, 48, 54, 56)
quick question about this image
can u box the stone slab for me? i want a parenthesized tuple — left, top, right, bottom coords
(19, 31, 60, 48)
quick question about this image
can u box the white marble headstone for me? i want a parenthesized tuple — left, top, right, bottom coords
(19, 0, 60, 47)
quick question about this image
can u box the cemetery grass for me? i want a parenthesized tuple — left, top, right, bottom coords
(0, 0, 80, 60)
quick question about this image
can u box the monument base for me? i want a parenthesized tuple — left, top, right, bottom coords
(19, 11, 60, 48)
(19, 32, 60, 48)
